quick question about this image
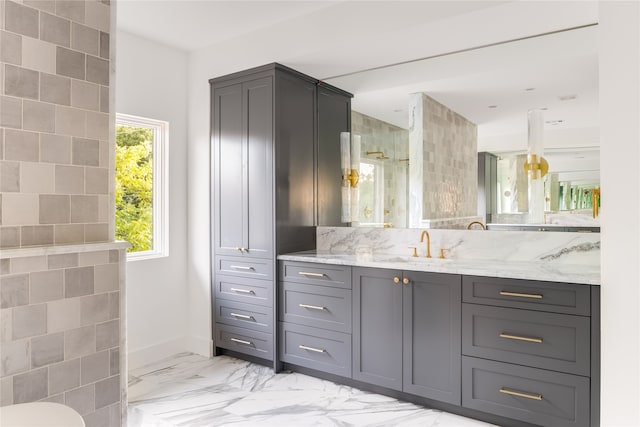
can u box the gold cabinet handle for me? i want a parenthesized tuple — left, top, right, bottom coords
(402, 278, 410, 285)
(499, 291, 543, 300)
(230, 312, 254, 320)
(499, 333, 543, 344)
(393, 277, 400, 283)
(230, 338, 253, 346)
(230, 265, 254, 271)
(499, 387, 543, 401)
(299, 304, 326, 311)
(298, 344, 326, 353)
(298, 272, 326, 278)
(230, 288, 255, 294)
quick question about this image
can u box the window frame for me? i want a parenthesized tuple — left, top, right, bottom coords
(115, 113, 169, 261)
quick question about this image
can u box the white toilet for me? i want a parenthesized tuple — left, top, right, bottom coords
(0, 402, 85, 427)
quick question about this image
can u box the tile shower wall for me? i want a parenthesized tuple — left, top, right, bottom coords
(0, 0, 112, 248)
(352, 111, 409, 227)
(1, 244, 127, 426)
(409, 93, 477, 226)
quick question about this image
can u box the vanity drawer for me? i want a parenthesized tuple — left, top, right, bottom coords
(280, 261, 350, 289)
(214, 275, 273, 307)
(462, 304, 590, 376)
(462, 356, 590, 427)
(463, 275, 590, 315)
(215, 299, 272, 333)
(216, 256, 273, 280)
(279, 282, 351, 333)
(216, 324, 272, 360)
(279, 322, 351, 378)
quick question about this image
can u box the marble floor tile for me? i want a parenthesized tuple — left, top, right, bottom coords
(127, 353, 495, 427)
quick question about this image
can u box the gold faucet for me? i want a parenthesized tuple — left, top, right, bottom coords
(467, 221, 486, 230)
(420, 230, 432, 258)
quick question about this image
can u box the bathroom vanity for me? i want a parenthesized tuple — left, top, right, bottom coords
(274, 253, 600, 427)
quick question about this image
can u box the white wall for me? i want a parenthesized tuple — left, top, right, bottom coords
(116, 31, 189, 368)
(599, 2, 640, 425)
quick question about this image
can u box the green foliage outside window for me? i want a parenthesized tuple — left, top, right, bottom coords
(115, 125, 153, 252)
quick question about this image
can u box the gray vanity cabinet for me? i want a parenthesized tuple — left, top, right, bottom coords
(352, 267, 461, 404)
(211, 64, 352, 364)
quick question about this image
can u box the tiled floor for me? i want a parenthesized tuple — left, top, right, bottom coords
(127, 353, 495, 427)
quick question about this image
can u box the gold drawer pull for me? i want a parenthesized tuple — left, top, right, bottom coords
(499, 291, 543, 299)
(230, 312, 254, 320)
(499, 387, 543, 401)
(298, 272, 326, 278)
(299, 344, 326, 353)
(230, 288, 255, 294)
(230, 265, 254, 271)
(299, 304, 326, 311)
(500, 333, 543, 344)
(230, 338, 253, 346)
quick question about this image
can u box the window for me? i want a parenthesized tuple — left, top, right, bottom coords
(115, 113, 168, 260)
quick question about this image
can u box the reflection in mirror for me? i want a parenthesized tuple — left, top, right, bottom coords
(325, 25, 599, 230)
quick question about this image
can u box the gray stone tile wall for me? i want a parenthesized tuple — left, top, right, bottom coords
(0, 248, 124, 426)
(1, 0, 111, 247)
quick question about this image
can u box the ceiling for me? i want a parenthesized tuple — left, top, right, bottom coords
(117, 1, 600, 171)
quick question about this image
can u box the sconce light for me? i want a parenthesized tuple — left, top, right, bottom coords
(340, 132, 360, 223)
(523, 154, 549, 179)
(592, 188, 600, 218)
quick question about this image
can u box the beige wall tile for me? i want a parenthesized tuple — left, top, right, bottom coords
(39, 194, 70, 224)
(72, 137, 98, 166)
(2, 193, 38, 225)
(12, 303, 47, 339)
(86, 55, 108, 86)
(70, 195, 98, 222)
(94, 375, 118, 409)
(47, 252, 78, 269)
(64, 326, 95, 360)
(0, 226, 21, 248)
(40, 72, 71, 105)
(41, 133, 71, 164)
(55, 164, 84, 194)
(99, 84, 108, 113)
(1, 160, 20, 192)
(1, 376, 13, 405)
(71, 22, 98, 55)
(98, 139, 108, 167)
(5, 1, 39, 38)
(85, 167, 107, 194)
(23, 99, 55, 132)
(80, 293, 108, 326)
(56, 106, 86, 137)
(0, 258, 9, 275)
(0, 129, 4, 160)
(0, 338, 30, 376)
(71, 79, 98, 111)
(77, 250, 108, 267)
(20, 161, 54, 193)
(95, 319, 117, 351)
(10, 255, 47, 273)
(84, 223, 108, 242)
(97, 195, 109, 222)
(0, 273, 29, 309)
(40, 11, 70, 47)
(54, 224, 83, 244)
(21, 225, 54, 246)
(30, 269, 64, 303)
(4, 129, 39, 161)
(55, 0, 85, 24)
(1, 30, 22, 65)
(1, 309, 12, 342)
(94, 263, 118, 293)
(48, 297, 80, 333)
(31, 331, 64, 367)
(21, 36, 56, 74)
(49, 358, 80, 395)
(4, 64, 39, 99)
(85, 1, 109, 32)
(65, 384, 94, 416)
(80, 350, 109, 385)
(86, 111, 108, 140)
(13, 367, 48, 403)
(108, 292, 118, 320)
(56, 46, 85, 80)
(1, 95, 23, 128)
(23, 1, 56, 13)
(64, 266, 94, 297)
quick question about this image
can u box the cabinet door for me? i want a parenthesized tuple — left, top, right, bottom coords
(352, 267, 403, 391)
(403, 271, 461, 405)
(244, 77, 273, 258)
(213, 83, 245, 256)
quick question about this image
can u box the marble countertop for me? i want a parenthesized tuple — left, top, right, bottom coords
(278, 251, 600, 285)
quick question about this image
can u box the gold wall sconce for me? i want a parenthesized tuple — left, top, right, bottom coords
(366, 151, 389, 160)
(523, 153, 549, 179)
(340, 132, 361, 223)
(592, 188, 600, 218)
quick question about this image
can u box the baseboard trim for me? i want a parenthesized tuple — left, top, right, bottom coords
(127, 337, 188, 370)
(187, 336, 213, 358)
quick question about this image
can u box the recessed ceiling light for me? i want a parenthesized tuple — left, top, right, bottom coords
(540, 107, 549, 110)
(559, 94, 578, 101)
(524, 88, 536, 92)
(488, 105, 498, 109)
(392, 109, 403, 113)
(545, 119, 564, 125)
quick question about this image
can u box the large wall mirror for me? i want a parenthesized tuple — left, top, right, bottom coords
(324, 25, 599, 230)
